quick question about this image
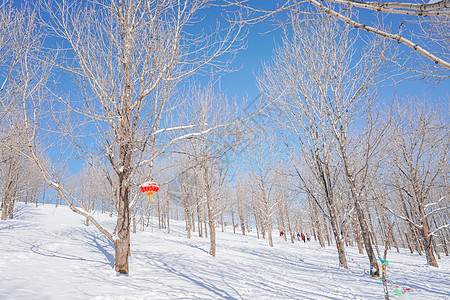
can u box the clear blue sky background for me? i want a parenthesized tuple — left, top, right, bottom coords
(188, 0, 449, 110)
(12, 0, 448, 107)
(10, 0, 448, 177)
(214, 9, 449, 108)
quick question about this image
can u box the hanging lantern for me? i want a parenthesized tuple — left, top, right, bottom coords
(140, 181, 159, 201)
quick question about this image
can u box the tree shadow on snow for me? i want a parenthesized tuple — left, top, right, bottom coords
(0, 221, 29, 231)
(10, 204, 28, 219)
(81, 230, 115, 269)
(28, 239, 114, 268)
(27, 225, 115, 269)
(0, 205, 45, 230)
(175, 240, 208, 254)
(157, 258, 239, 299)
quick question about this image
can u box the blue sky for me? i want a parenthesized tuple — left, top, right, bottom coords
(10, 0, 448, 176)
(11, 0, 447, 106)
(199, 1, 449, 108)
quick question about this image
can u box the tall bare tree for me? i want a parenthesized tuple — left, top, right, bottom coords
(0, 2, 49, 219)
(0, 1, 40, 124)
(315, 29, 386, 275)
(257, 14, 385, 270)
(175, 85, 242, 256)
(220, 0, 450, 76)
(247, 133, 279, 247)
(1, 123, 26, 220)
(23, 0, 244, 274)
(383, 101, 449, 268)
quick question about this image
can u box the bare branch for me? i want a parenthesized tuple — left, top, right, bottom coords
(308, 0, 450, 70)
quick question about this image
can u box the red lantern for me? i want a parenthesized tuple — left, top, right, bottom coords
(140, 181, 159, 201)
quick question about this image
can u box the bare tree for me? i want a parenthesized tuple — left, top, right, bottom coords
(235, 178, 250, 235)
(0, 136, 25, 220)
(316, 33, 386, 275)
(274, 172, 297, 244)
(170, 167, 199, 239)
(23, 0, 244, 274)
(0, 2, 49, 219)
(257, 15, 382, 269)
(247, 133, 279, 247)
(220, 0, 450, 76)
(0, 1, 39, 124)
(383, 101, 449, 268)
(0, 109, 46, 219)
(175, 85, 242, 256)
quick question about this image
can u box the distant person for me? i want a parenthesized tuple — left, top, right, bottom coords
(297, 233, 300, 241)
(301, 233, 306, 243)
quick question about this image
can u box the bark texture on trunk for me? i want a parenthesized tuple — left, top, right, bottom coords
(422, 222, 439, 267)
(201, 164, 215, 257)
(341, 151, 379, 276)
(115, 183, 131, 274)
(263, 190, 273, 248)
(329, 205, 348, 269)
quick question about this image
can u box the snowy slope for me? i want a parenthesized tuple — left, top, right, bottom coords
(1, 203, 449, 299)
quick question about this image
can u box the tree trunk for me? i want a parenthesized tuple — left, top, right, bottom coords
(231, 208, 236, 234)
(421, 223, 438, 267)
(191, 211, 196, 233)
(433, 216, 446, 256)
(114, 181, 131, 274)
(1, 194, 9, 221)
(285, 199, 294, 244)
(353, 213, 364, 254)
(443, 238, 448, 256)
(396, 225, 406, 249)
(254, 210, 260, 239)
(204, 166, 216, 257)
(328, 200, 348, 269)
(382, 222, 395, 300)
(261, 187, 273, 247)
(166, 196, 170, 234)
(207, 202, 216, 257)
(186, 209, 191, 239)
(240, 215, 246, 235)
(197, 205, 203, 237)
(313, 202, 325, 247)
(322, 214, 331, 246)
(356, 201, 379, 275)
(432, 238, 440, 260)
(341, 154, 379, 275)
(8, 197, 15, 219)
(157, 198, 161, 229)
(114, 236, 130, 274)
(317, 158, 347, 268)
(42, 185, 46, 205)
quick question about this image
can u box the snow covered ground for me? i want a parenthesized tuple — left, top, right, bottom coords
(1, 203, 449, 299)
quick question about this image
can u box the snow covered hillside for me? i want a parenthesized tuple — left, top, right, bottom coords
(1, 203, 449, 299)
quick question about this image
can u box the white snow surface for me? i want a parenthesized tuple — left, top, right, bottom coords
(1, 203, 449, 299)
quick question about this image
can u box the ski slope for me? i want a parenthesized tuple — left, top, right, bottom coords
(1, 203, 449, 299)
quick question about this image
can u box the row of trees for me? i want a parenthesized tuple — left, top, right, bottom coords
(1, 0, 448, 277)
